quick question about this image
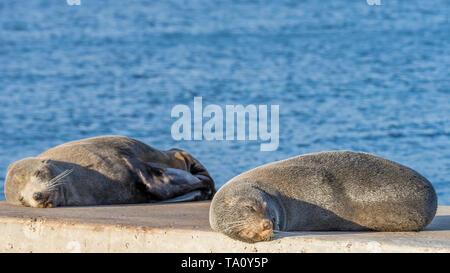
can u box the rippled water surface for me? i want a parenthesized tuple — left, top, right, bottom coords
(0, 1, 449, 203)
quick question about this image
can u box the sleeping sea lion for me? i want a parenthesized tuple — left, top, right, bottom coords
(209, 151, 437, 243)
(5, 136, 215, 207)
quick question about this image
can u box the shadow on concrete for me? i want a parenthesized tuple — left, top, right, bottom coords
(52, 200, 211, 209)
(272, 214, 450, 241)
(425, 215, 450, 231)
(272, 230, 373, 240)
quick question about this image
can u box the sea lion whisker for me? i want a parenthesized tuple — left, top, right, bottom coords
(45, 183, 62, 191)
(47, 168, 73, 186)
(44, 186, 59, 193)
(225, 220, 247, 225)
(225, 224, 247, 231)
(224, 223, 249, 231)
(224, 224, 248, 231)
(47, 180, 64, 187)
(45, 182, 63, 191)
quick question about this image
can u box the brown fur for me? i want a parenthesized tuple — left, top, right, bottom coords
(5, 136, 215, 207)
(210, 151, 437, 243)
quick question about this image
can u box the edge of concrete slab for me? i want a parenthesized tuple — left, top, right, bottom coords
(0, 202, 449, 253)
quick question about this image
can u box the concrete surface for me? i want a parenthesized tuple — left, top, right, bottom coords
(0, 201, 449, 253)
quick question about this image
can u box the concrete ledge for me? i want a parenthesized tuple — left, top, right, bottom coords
(0, 201, 449, 253)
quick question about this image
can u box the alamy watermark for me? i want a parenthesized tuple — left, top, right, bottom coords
(171, 97, 279, 151)
(366, 0, 381, 6)
(67, 0, 81, 6)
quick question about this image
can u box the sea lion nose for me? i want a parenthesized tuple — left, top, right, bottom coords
(33, 192, 44, 201)
(261, 219, 273, 231)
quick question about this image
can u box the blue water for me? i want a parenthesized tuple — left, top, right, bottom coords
(0, 0, 449, 203)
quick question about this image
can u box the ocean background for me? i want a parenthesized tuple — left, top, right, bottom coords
(0, 0, 448, 203)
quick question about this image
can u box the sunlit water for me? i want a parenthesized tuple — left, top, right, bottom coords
(0, 0, 449, 203)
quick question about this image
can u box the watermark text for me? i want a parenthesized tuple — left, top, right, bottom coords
(171, 97, 279, 151)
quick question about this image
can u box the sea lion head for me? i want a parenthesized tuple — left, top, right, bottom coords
(5, 158, 72, 208)
(210, 183, 276, 243)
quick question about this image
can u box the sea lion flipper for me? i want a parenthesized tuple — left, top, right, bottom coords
(170, 149, 216, 198)
(124, 156, 211, 200)
(123, 156, 172, 200)
(146, 164, 211, 199)
(159, 190, 204, 203)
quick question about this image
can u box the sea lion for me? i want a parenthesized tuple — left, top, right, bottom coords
(5, 136, 215, 208)
(209, 151, 437, 243)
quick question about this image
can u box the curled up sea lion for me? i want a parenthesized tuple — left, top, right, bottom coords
(209, 151, 437, 243)
(5, 136, 215, 208)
